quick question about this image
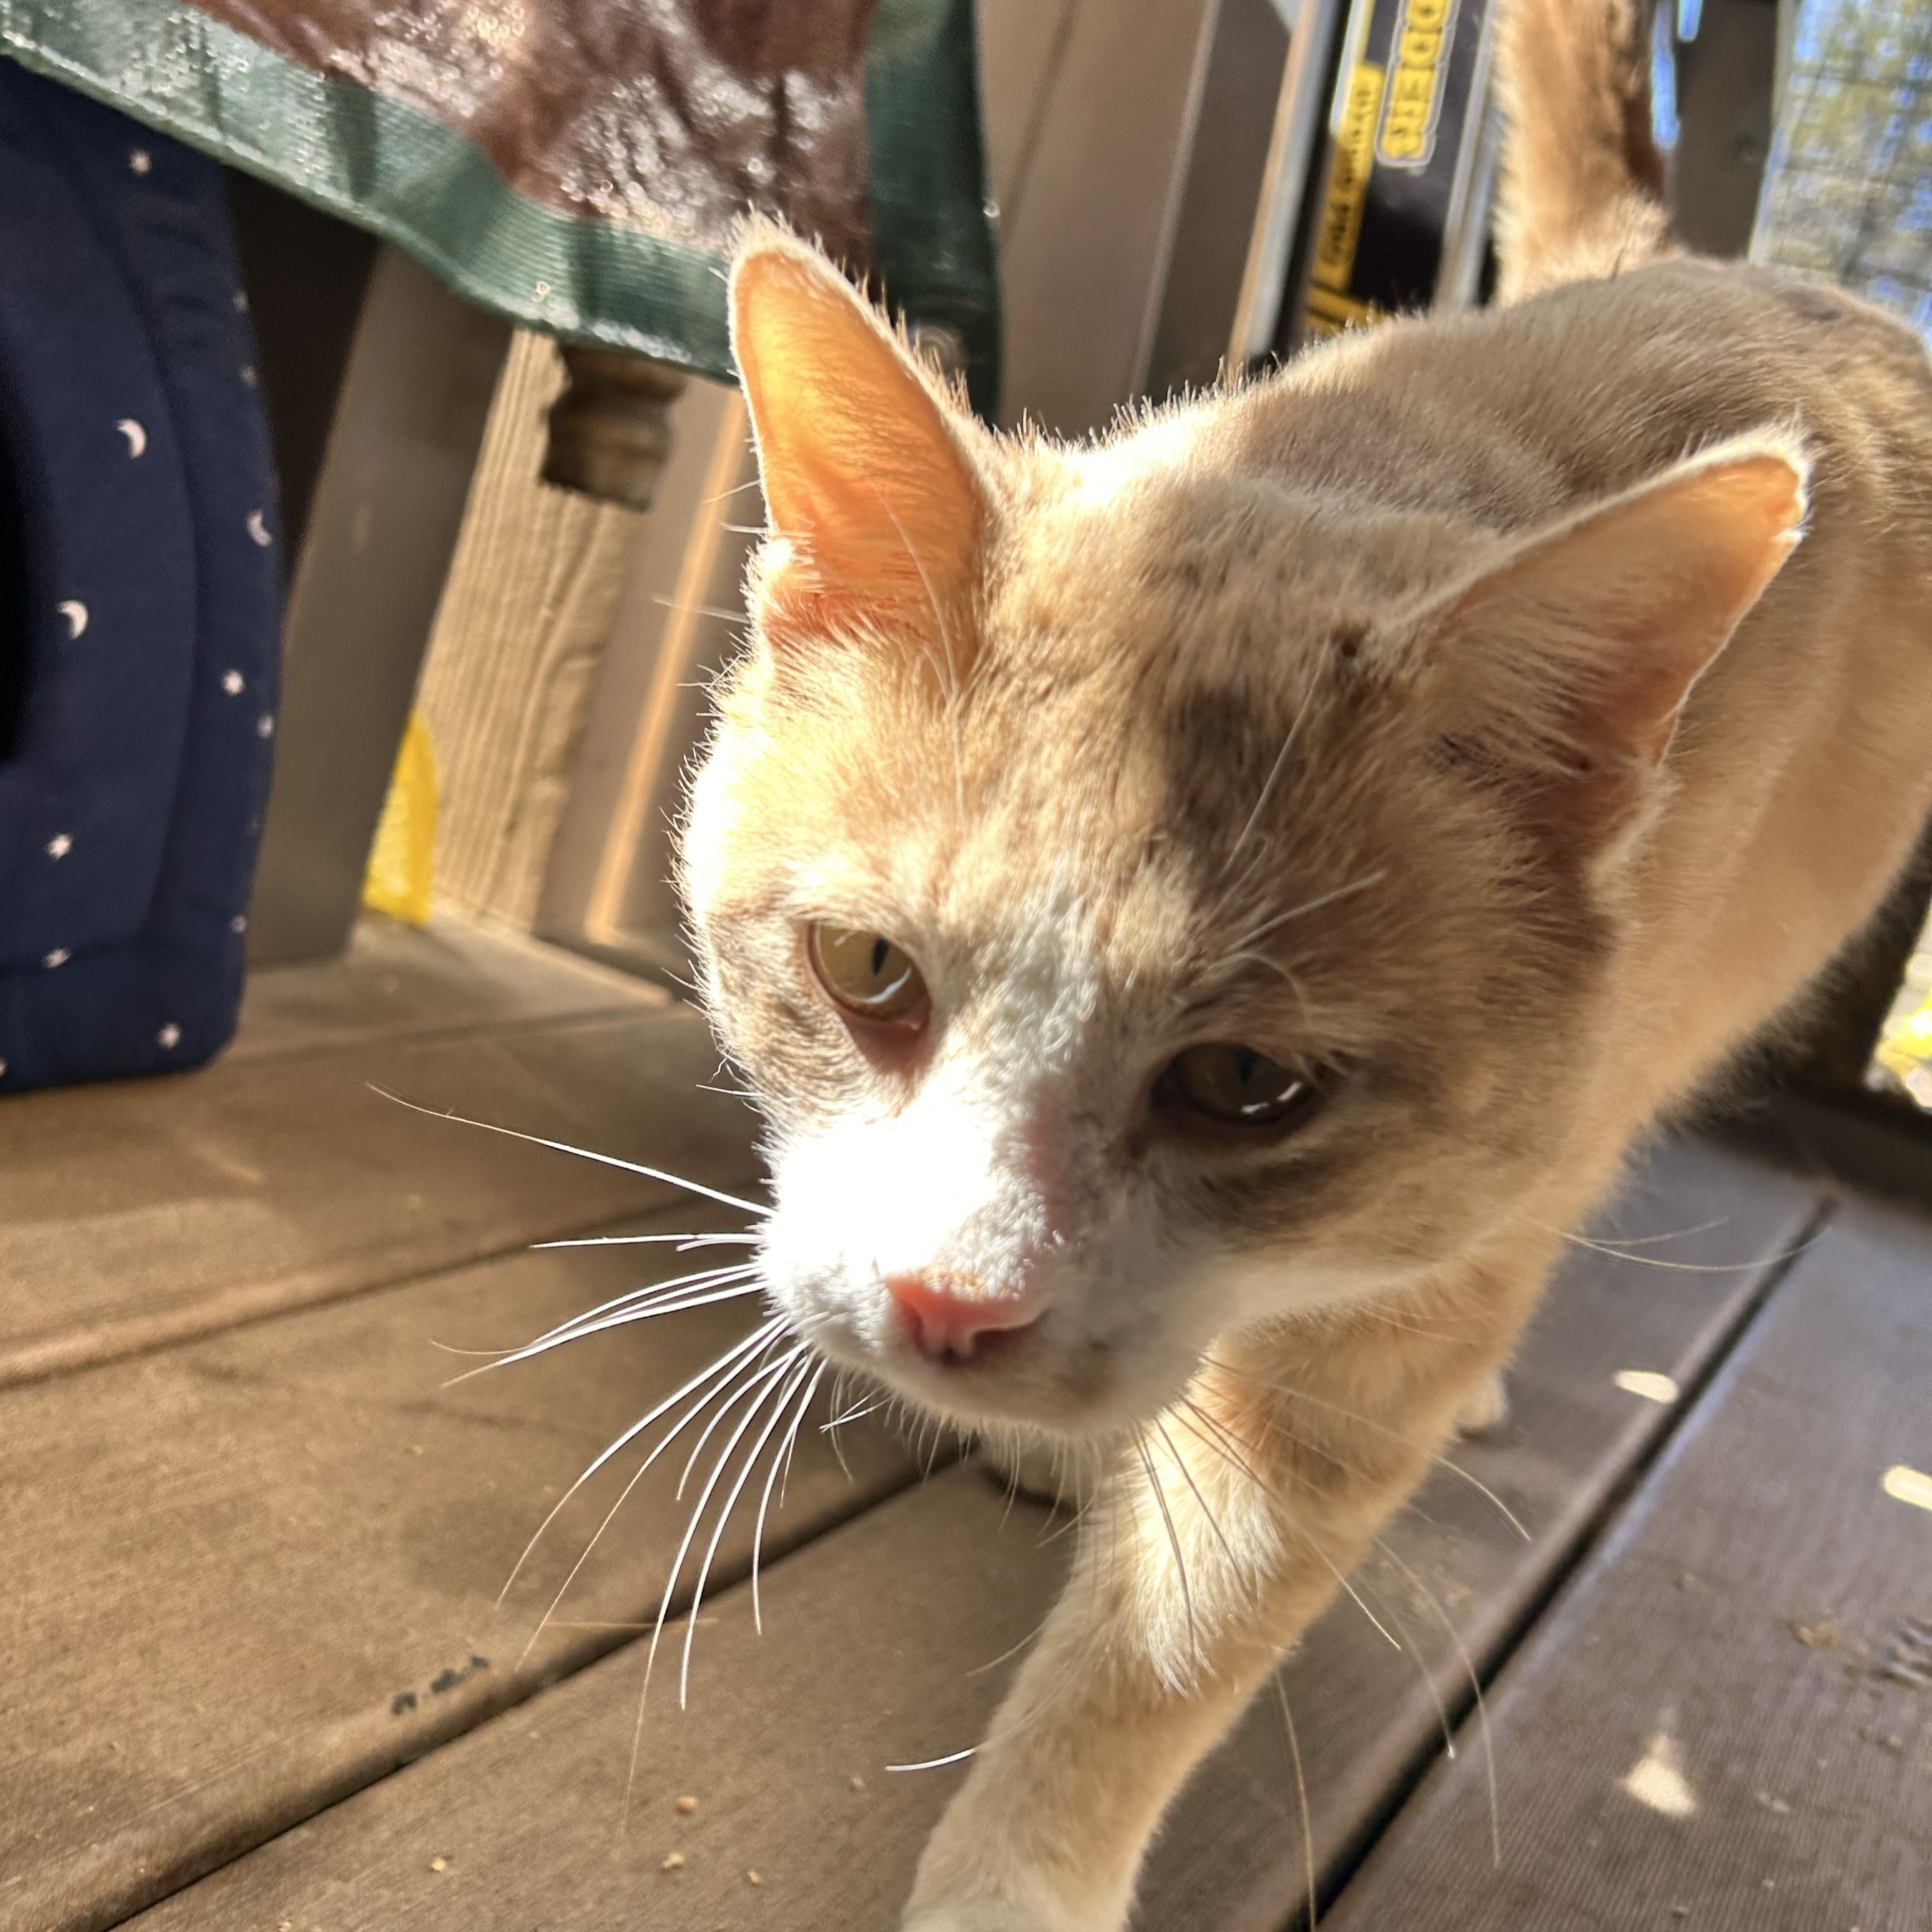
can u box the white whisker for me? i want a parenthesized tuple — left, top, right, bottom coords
(1376, 1535, 1501, 1868)
(1172, 1400, 1400, 1651)
(368, 1087, 768, 1215)
(531, 1339, 793, 1667)
(1220, 678, 1319, 877)
(1202, 1358, 1532, 1544)
(651, 594, 743, 623)
(778, 1360, 823, 1505)
(1232, 869, 1388, 953)
(495, 1315, 785, 1607)
(752, 1361, 825, 1634)
(680, 1355, 818, 1703)
(512, 1332, 788, 1661)
(508, 1260, 758, 1344)
(1542, 1220, 1825, 1273)
(1372, 1587, 1458, 1765)
(1270, 1671, 1320, 1931)
(1153, 1418, 1239, 1574)
(510, 1275, 763, 1353)
(532, 1232, 757, 1251)
(629, 1346, 810, 1799)
(823, 1392, 888, 1431)
(455, 1270, 762, 1380)
(965, 1612, 1055, 1678)
(674, 1338, 798, 1499)
(1133, 1426, 1199, 1667)
(886, 1747, 976, 1772)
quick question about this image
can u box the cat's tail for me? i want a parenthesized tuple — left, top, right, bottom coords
(1494, 0, 1674, 302)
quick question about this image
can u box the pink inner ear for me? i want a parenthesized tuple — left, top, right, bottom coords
(1414, 441, 1806, 856)
(1590, 452, 1807, 760)
(730, 243, 984, 638)
(1443, 443, 1808, 770)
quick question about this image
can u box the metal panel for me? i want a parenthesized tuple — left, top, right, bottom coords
(1228, 0, 1353, 364)
(1143, 0, 1294, 398)
(533, 379, 757, 981)
(984, 0, 1225, 433)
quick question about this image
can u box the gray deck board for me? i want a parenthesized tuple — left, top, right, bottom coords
(1322, 1196, 1932, 1931)
(0, 925, 754, 1390)
(228, 918, 654, 1064)
(119, 1142, 1825, 1932)
(0, 1213, 912, 1932)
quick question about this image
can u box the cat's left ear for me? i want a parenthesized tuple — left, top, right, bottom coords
(1411, 432, 1808, 843)
(730, 233, 984, 639)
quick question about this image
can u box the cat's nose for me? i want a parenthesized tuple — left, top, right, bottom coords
(886, 1273, 1042, 1362)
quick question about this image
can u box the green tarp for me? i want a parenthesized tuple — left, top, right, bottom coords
(0, 0, 1000, 414)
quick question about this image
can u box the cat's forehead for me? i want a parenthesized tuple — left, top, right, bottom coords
(986, 427, 1448, 687)
(744, 456, 1416, 941)
(765, 667, 1391, 1044)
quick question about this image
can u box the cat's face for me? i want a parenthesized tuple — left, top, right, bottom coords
(678, 235, 1803, 1447)
(683, 469, 1599, 1443)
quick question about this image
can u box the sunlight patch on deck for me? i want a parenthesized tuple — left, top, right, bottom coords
(1613, 1369, 1680, 1405)
(1621, 1725, 1697, 1818)
(1880, 1463, 1932, 1512)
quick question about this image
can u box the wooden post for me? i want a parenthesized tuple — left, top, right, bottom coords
(541, 348, 687, 511)
(247, 248, 510, 966)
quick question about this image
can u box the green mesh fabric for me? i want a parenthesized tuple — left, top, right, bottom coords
(868, 0, 1001, 418)
(0, 0, 1001, 409)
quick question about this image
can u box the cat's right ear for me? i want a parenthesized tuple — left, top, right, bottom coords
(1406, 432, 1808, 857)
(730, 233, 984, 642)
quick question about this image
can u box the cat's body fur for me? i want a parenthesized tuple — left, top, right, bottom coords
(677, 4, 1932, 1926)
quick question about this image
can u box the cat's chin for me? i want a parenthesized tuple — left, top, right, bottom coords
(886, 1371, 1120, 1445)
(805, 1322, 1182, 1451)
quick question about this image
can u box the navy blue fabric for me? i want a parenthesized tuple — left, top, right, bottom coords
(0, 59, 280, 1094)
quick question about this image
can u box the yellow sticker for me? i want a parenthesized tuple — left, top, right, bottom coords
(363, 710, 439, 926)
(1311, 64, 1388, 296)
(1377, 0, 1462, 168)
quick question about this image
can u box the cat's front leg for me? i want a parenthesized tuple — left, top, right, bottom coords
(903, 1304, 1518, 1932)
(900, 1522, 1298, 1932)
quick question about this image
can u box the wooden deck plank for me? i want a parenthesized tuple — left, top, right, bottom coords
(122, 1141, 1825, 1932)
(0, 1211, 913, 1932)
(1322, 1196, 1932, 1931)
(0, 961, 755, 1391)
(228, 918, 654, 1064)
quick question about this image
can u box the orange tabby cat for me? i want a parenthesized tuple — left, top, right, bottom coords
(679, 3, 1932, 1925)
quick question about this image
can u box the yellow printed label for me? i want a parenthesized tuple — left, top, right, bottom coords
(1311, 62, 1386, 296)
(363, 710, 439, 926)
(1376, 0, 1460, 168)
(1304, 282, 1383, 335)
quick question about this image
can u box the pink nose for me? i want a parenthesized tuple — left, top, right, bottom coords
(887, 1273, 1042, 1362)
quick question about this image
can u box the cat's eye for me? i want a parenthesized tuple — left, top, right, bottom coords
(1157, 1043, 1329, 1133)
(807, 923, 931, 1028)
